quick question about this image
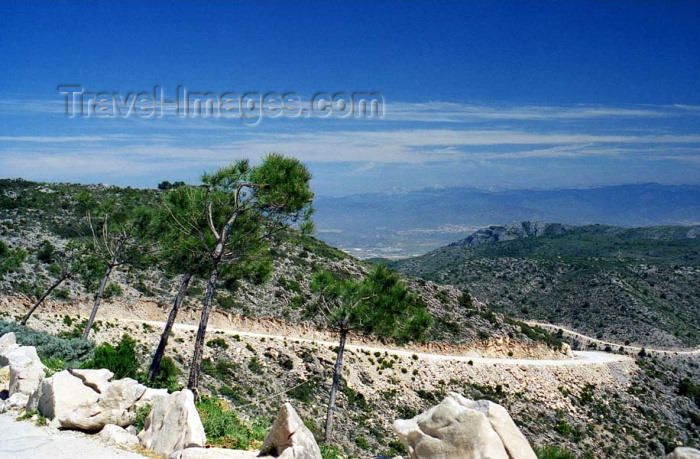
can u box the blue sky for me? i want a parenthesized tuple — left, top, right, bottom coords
(0, 1, 699, 196)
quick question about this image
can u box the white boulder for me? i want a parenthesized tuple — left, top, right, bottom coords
(30, 370, 99, 419)
(99, 423, 140, 447)
(0, 332, 18, 354)
(0, 392, 29, 413)
(669, 447, 700, 459)
(9, 359, 45, 397)
(138, 389, 206, 456)
(0, 346, 42, 368)
(260, 402, 321, 459)
(58, 378, 147, 431)
(393, 392, 536, 459)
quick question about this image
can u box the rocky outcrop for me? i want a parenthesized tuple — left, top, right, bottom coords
(58, 377, 147, 431)
(669, 447, 700, 459)
(99, 424, 140, 447)
(260, 402, 322, 459)
(138, 389, 206, 456)
(393, 392, 536, 459)
(29, 370, 100, 419)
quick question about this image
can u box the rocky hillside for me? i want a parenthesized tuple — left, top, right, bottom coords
(390, 221, 700, 349)
(2, 300, 699, 459)
(0, 179, 566, 354)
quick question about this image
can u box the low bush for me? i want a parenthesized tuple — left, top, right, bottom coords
(535, 445, 577, 459)
(81, 334, 141, 379)
(319, 444, 345, 459)
(195, 396, 269, 450)
(0, 320, 94, 366)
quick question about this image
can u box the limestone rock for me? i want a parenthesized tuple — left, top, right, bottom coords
(30, 370, 99, 419)
(58, 378, 147, 431)
(0, 332, 18, 354)
(669, 447, 700, 459)
(99, 424, 139, 447)
(393, 392, 535, 459)
(0, 392, 29, 413)
(138, 389, 206, 456)
(134, 387, 169, 410)
(70, 369, 114, 394)
(169, 448, 265, 459)
(260, 402, 322, 459)
(0, 346, 42, 368)
(458, 398, 537, 459)
(9, 359, 45, 397)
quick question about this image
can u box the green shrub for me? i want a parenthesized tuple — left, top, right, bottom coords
(535, 445, 577, 459)
(0, 240, 26, 275)
(103, 283, 123, 299)
(319, 444, 345, 459)
(149, 356, 181, 392)
(554, 419, 571, 436)
(288, 380, 318, 403)
(195, 397, 269, 450)
(207, 337, 229, 349)
(81, 334, 141, 379)
(0, 320, 94, 366)
(219, 385, 248, 405)
(385, 439, 408, 457)
(36, 240, 55, 263)
(133, 404, 151, 433)
(248, 356, 263, 374)
(679, 378, 700, 406)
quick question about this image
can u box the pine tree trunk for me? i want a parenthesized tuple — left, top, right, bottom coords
(324, 328, 348, 444)
(187, 255, 221, 393)
(148, 273, 192, 381)
(83, 264, 113, 341)
(21, 273, 68, 325)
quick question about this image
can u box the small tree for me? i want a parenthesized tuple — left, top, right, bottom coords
(80, 199, 150, 340)
(21, 241, 79, 325)
(310, 265, 433, 444)
(176, 154, 313, 392)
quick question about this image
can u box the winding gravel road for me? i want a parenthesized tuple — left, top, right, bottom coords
(129, 319, 633, 366)
(526, 321, 700, 357)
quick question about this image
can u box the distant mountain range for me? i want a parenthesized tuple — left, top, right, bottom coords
(313, 183, 700, 258)
(389, 221, 700, 348)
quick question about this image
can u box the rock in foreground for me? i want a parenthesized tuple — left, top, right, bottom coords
(260, 402, 322, 459)
(668, 447, 700, 459)
(138, 389, 206, 456)
(393, 392, 536, 459)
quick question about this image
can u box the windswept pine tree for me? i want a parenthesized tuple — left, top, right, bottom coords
(310, 264, 434, 444)
(156, 154, 314, 392)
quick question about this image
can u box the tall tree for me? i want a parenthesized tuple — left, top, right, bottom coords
(310, 265, 434, 444)
(145, 186, 210, 381)
(164, 154, 313, 392)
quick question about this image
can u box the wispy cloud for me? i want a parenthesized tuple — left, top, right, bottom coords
(386, 102, 692, 122)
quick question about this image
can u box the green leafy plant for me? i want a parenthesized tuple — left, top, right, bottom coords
(195, 397, 269, 450)
(81, 334, 141, 379)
